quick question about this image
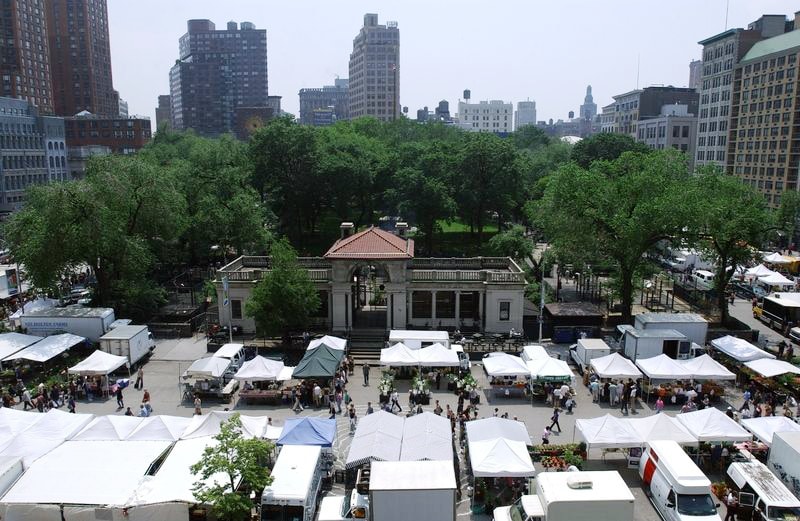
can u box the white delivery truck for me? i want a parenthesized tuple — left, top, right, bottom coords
(261, 445, 323, 521)
(634, 313, 709, 346)
(20, 307, 115, 342)
(368, 460, 456, 521)
(494, 471, 635, 521)
(619, 325, 692, 361)
(767, 431, 800, 497)
(98, 325, 155, 367)
(0, 457, 23, 498)
(726, 458, 800, 520)
(570, 338, 611, 374)
(640, 440, 721, 521)
(317, 489, 370, 521)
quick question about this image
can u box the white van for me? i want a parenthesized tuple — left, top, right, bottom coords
(261, 445, 323, 521)
(640, 440, 721, 521)
(727, 459, 800, 521)
(213, 343, 246, 371)
(692, 271, 715, 290)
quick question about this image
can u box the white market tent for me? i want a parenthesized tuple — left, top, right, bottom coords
(758, 272, 796, 289)
(0, 409, 94, 466)
(764, 252, 793, 264)
(675, 408, 752, 442)
(745, 264, 776, 278)
(1, 440, 173, 507)
(68, 349, 128, 376)
(469, 438, 535, 477)
(0, 408, 45, 453)
(347, 411, 404, 468)
(277, 365, 295, 381)
(711, 335, 775, 362)
(526, 357, 573, 382)
(465, 417, 532, 445)
(212, 343, 244, 359)
(740, 416, 800, 446)
(417, 343, 460, 367)
(679, 354, 736, 380)
(0, 333, 42, 363)
(72, 415, 144, 441)
(521, 345, 550, 362)
(400, 412, 453, 461)
(308, 335, 347, 350)
(380, 342, 420, 366)
(575, 414, 643, 449)
(127, 415, 191, 441)
(181, 411, 267, 440)
(636, 354, 686, 380)
(589, 353, 643, 380)
(482, 352, 531, 378)
(183, 357, 230, 379)
(744, 358, 800, 378)
(624, 414, 697, 446)
(232, 355, 285, 381)
(3, 333, 85, 363)
(389, 329, 450, 349)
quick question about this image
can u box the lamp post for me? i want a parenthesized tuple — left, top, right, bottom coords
(538, 245, 547, 343)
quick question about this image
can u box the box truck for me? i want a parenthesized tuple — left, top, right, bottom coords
(261, 445, 323, 521)
(634, 313, 709, 346)
(369, 460, 455, 521)
(98, 325, 155, 367)
(20, 307, 115, 341)
(619, 325, 693, 361)
(493, 471, 634, 521)
(570, 338, 611, 374)
(768, 431, 800, 499)
(727, 458, 800, 520)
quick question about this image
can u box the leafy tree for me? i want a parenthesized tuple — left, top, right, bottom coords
(488, 225, 533, 260)
(191, 413, 274, 521)
(512, 125, 550, 150)
(538, 151, 691, 322)
(5, 155, 186, 320)
(688, 168, 773, 322)
(570, 133, 649, 168)
(244, 239, 320, 337)
(778, 190, 800, 247)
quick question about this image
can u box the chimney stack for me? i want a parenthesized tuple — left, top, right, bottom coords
(340, 222, 354, 239)
(396, 222, 408, 237)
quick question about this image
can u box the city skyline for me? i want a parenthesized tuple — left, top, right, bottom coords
(106, 0, 798, 124)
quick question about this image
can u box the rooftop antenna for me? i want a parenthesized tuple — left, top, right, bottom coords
(724, 0, 730, 30)
(636, 54, 640, 89)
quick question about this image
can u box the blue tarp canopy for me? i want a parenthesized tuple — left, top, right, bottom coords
(277, 417, 336, 447)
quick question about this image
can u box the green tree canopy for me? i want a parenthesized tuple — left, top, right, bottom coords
(191, 413, 274, 521)
(488, 225, 533, 260)
(512, 125, 551, 150)
(570, 132, 650, 168)
(244, 238, 320, 337)
(538, 150, 691, 322)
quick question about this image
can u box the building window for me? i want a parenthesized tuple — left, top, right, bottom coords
(412, 291, 432, 319)
(459, 292, 479, 320)
(435, 291, 456, 319)
(231, 299, 242, 320)
(499, 301, 510, 321)
(312, 290, 329, 318)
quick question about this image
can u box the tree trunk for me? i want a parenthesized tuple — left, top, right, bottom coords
(619, 265, 634, 324)
(715, 258, 730, 324)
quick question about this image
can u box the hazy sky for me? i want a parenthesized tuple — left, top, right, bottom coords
(108, 0, 799, 123)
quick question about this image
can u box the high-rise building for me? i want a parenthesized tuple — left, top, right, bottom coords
(729, 24, 800, 208)
(635, 104, 697, 169)
(64, 113, 151, 155)
(348, 14, 400, 121)
(689, 60, 703, 90)
(169, 20, 268, 137)
(46, 0, 117, 117)
(155, 95, 172, 130)
(457, 100, 513, 133)
(0, 97, 67, 213)
(608, 87, 698, 137)
(515, 100, 537, 130)
(694, 15, 790, 169)
(579, 85, 597, 121)
(298, 78, 349, 125)
(0, 0, 53, 114)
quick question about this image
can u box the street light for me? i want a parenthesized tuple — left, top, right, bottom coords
(538, 245, 548, 343)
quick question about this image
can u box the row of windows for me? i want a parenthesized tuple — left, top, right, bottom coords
(703, 41, 735, 62)
(698, 135, 726, 147)
(698, 120, 728, 133)
(702, 74, 732, 90)
(697, 150, 726, 161)
(700, 90, 731, 105)
(735, 152, 789, 163)
(743, 54, 797, 74)
(735, 166, 789, 178)
(1, 155, 45, 169)
(411, 291, 481, 320)
(699, 106, 729, 119)
(742, 82, 794, 101)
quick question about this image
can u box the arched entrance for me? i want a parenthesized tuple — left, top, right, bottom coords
(351, 263, 389, 328)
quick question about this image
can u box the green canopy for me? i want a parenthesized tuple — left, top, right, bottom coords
(292, 343, 345, 379)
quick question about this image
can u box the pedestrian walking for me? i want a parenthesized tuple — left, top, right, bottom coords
(590, 380, 599, 402)
(293, 388, 305, 412)
(724, 490, 738, 521)
(549, 407, 562, 432)
(366, 402, 374, 415)
(620, 385, 629, 414)
(348, 405, 358, 434)
(22, 388, 33, 411)
(541, 426, 552, 445)
(67, 394, 76, 413)
(434, 400, 443, 415)
(335, 390, 343, 413)
(313, 384, 322, 408)
(362, 364, 370, 386)
(629, 385, 638, 413)
(134, 367, 143, 390)
(115, 387, 124, 409)
(194, 395, 202, 415)
(328, 401, 336, 419)
(142, 389, 150, 404)
(390, 390, 402, 412)
(655, 396, 664, 414)
(124, 407, 134, 416)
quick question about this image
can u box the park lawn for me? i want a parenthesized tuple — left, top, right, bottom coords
(437, 219, 499, 234)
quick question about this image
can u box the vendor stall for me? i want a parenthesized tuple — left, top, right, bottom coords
(740, 416, 800, 446)
(575, 414, 642, 449)
(292, 343, 344, 379)
(0, 333, 42, 367)
(68, 350, 129, 395)
(232, 355, 285, 381)
(744, 358, 800, 378)
(758, 272, 796, 292)
(636, 354, 685, 381)
(466, 417, 531, 445)
(624, 414, 697, 446)
(380, 342, 420, 366)
(182, 357, 237, 401)
(679, 354, 736, 380)
(3, 333, 84, 363)
(400, 412, 453, 462)
(418, 343, 459, 367)
(346, 411, 404, 469)
(307, 335, 347, 351)
(389, 330, 450, 349)
(468, 438, 535, 477)
(675, 407, 752, 442)
(483, 353, 530, 398)
(589, 353, 643, 380)
(711, 335, 775, 362)
(277, 417, 336, 448)
(526, 357, 572, 383)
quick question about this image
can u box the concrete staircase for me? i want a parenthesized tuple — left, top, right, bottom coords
(348, 328, 386, 364)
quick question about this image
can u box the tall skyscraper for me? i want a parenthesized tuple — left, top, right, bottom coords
(579, 85, 597, 121)
(298, 78, 349, 125)
(694, 15, 790, 169)
(348, 14, 400, 121)
(155, 95, 172, 130)
(169, 20, 268, 137)
(46, 0, 117, 117)
(0, 0, 53, 114)
(514, 100, 537, 130)
(688, 59, 703, 90)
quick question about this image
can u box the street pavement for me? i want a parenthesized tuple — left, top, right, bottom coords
(15, 335, 748, 521)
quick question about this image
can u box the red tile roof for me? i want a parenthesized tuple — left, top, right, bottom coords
(324, 226, 414, 260)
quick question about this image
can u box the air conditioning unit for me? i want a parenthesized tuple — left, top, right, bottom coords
(567, 477, 593, 489)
